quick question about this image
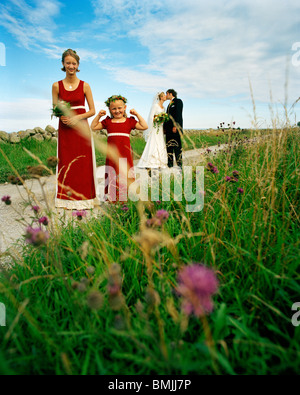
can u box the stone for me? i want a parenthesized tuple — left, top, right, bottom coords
(18, 130, 31, 140)
(45, 125, 56, 135)
(0, 131, 9, 142)
(44, 132, 52, 141)
(34, 127, 45, 135)
(31, 134, 44, 142)
(26, 129, 36, 136)
(9, 132, 21, 144)
(51, 137, 58, 143)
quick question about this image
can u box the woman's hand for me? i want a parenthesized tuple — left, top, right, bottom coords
(61, 115, 81, 127)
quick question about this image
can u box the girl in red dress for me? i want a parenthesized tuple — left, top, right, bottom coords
(91, 95, 147, 202)
(52, 49, 97, 210)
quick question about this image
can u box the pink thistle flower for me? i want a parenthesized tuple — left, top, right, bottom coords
(72, 210, 87, 220)
(156, 209, 169, 220)
(1, 196, 11, 205)
(238, 188, 244, 194)
(32, 206, 40, 213)
(38, 216, 49, 226)
(25, 227, 49, 247)
(212, 167, 219, 174)
(121, 205, 129, 212)
(232, 170, 239, 178)
(225, 176, 231, 182)
(176, 263, 219, 318)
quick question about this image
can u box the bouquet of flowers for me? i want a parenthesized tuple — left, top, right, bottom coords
(153, 112, 170, 132)
(51, 101, 71, 119)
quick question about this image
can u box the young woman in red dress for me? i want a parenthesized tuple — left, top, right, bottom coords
(52, 49, 97, 210)
(91, 95, 147, 202)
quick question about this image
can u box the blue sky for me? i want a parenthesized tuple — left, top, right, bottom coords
(0, 0, 299, 132)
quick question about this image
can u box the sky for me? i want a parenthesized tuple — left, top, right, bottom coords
(0, 0, 299, 133)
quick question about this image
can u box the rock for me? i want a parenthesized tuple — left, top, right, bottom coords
(0, 131, 9, 142)
(31, 134, 44, 142)
(26, 129, 36, 136)
(18, 130, 31, 140)
(34, 127, 45, 135)
(51, 137, 58, 143)
(45, 125, 56, 135)
(9, 132, 21, 144)
(44, 132, 52, 141)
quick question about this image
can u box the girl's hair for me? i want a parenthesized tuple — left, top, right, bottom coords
(61, 49, 80, 72)
(105, 95, 127, 107)
(105, 95, 128, 118)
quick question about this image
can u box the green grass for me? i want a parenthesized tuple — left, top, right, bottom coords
(0, 127, 299, 375)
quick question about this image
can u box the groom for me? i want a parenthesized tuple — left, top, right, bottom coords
(164, 89, 183, 169)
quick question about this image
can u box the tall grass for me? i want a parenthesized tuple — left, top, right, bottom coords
(0, 127, 299, 375)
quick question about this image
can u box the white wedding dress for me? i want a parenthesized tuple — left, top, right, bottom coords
(137, 101, 168, 169)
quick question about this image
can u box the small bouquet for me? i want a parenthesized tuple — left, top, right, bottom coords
(153, 112, 170, 133)
(51, 101, 71, 119)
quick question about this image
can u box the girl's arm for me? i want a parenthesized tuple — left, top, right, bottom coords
(130, 109, 148, 130)
(91, 110, 107, 131)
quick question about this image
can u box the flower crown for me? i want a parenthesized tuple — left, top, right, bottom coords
(105, 95, 127, 107)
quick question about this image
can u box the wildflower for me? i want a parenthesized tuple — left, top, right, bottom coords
(72, 210, 87, 220)
(25, 226, 49, 247)
(32, 206, 40, 213)
(176, 263, 219, 318)
(38, 216, 49, 226)
(225, 176, 238, 183)
(47, 156, 59, 169)
(212, 167, 219, 174)
(237, 188, 244, 194)
(146, 209, 169, 228)
(121, 205, 129, 212)
(107, 263, 125, 311)
(156, 209, 169, 221)
(87, 290, 104, 311)
(232, 170, 239, 179)
(1, 195, 11, 205)
(27, 165, 44, 178)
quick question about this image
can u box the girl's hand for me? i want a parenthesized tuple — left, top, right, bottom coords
(98, 110, 106, 117)
(130, 109, 138, 116)
(61, 115, 80, 127)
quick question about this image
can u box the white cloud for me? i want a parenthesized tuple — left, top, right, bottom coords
(91, 0, 300, 103)
(0, 0, 61, 50)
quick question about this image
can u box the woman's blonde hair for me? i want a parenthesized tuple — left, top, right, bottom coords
(61, 49, 80, 72)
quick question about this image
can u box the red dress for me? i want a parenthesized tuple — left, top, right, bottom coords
(56, 80, 96, 209)
(101, 116, 137, 202)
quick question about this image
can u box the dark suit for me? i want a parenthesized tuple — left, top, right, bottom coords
(164, 97, 183, 168)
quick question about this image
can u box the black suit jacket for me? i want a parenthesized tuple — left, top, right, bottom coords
(165, 97, 183, 134)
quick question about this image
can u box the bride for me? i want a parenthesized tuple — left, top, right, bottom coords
(137, 92, 168, 170)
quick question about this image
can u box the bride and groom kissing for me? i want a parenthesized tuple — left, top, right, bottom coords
(137, 89, 183, 173)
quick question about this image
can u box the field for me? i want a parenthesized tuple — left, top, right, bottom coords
(0, 128, 254, 184)
(0, 127, 299, 375)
